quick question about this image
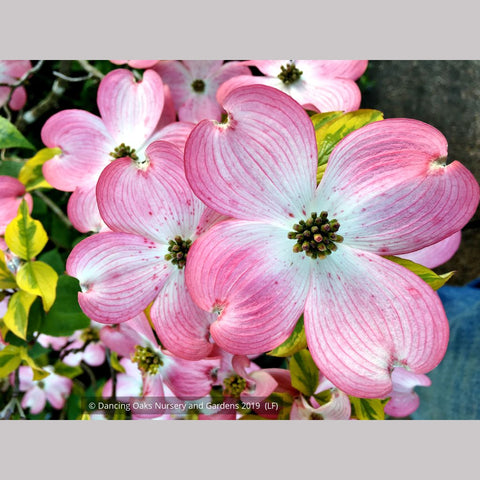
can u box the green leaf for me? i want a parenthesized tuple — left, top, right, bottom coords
(289, 349, 320, 397)
(268, 315, 307, 357)
(38, 249, 66, 275)
(0, 345, 23, 378)
(40, 275, 90, 337)
(312, 109, 384, 182)
(53, 360, 83, 379)
(18, 347, 50, 381)
(16, 260, 59, 311)
(2, 290, 37, 340)
(109, 351, 126, 373)
(384, 256, 455, 290)
(311, 111, 344, 132)
(18, 147, 60, 191)
(0, 160, 23, 177)
(0, 250, 17, 289)
(5, 200, 48, 260)
(349, 396, 389, 420)
(0, 116, 35, 150)
(265, 392, 294, 420)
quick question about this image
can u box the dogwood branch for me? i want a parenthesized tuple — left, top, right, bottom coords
(77, 60, 105, 80)
(34, 190, 72, 228)
(15, 61, 72, 132)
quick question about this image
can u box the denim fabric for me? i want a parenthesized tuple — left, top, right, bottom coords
(411, 279, 480, 419)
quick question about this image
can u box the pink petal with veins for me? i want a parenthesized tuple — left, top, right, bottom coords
(0, 176, 33, 234)
(383, 366, 431, 417)
(96, 141, 206, 244)
(161, 353, 219, 399)
(66, 232, 172, 324)
(317, 119, 480, 255)
(304, 245, 449, 398)
(97, 69, 164, 147)
(67, 185, 109, 233)
(398, 231, 462, 269)
(185, 220, 312, 355)
(150, 269, 215, 360)
(41, 109, 113, 191)
(296, 60, 368, 80)
(148, 121, 195, 151)
(185, 85, 317, 224)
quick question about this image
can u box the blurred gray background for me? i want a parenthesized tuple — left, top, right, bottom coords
(361, 61, 480, 285)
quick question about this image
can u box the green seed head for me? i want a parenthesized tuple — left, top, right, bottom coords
(288, 211, 343, 259)
(277, 62, 303, 85)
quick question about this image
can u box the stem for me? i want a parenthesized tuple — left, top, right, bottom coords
(80, 361, 97, 392)
(106, 349, 117, 402)
(33, 190, 72, 228)
(0, 369, 26, 420)
(0, 60, 44, 109)
(15, 61, 72, 132)
(77, 60, 105, 80)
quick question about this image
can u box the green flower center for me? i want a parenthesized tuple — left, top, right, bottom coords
(164, 236, 192, 269)
(278, 62, 303, 85)
(223, 374, 247, 398)
(131, 345, 163, 376)
(191, 79, 206, 93)
(110, 143, 139, 161)
(288, 211, 343, 259)
(80, 327, 100, 343)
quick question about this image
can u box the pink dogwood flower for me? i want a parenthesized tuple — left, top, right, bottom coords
(153, 60, 251, 123)
(183, 85, 480, 398)
(382, 366, 431, 417)
(100, 312, 220, 399)
(41, 68, 193, 233)
(59, 322, 106, 367)
(217, 60, 367, 113)
(0, 60, 32, 110)
(66, 140, 227, 361)
(111, 60, 160, 69)
(213, 349, 278, 403)
(399, 231, 462, 269)
(17, 366, 72, 415)
(290, 376, 352, 420)
(0, 176, 33, 235)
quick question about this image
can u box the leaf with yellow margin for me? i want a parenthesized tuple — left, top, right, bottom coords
(5, 200, 48, 260)
(3, 290, 37, 340)
(385, 256, 455, 291)
(0, 251, 17, 289)
(16, 261, 58, 311)
(18, 147, 60, 191)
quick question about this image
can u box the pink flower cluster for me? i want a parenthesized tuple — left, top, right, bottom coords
(31, 60, 479, 419)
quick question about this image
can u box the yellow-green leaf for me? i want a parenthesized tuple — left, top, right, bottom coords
(0, 116, 35, 150)
(349, 396, 389, 420)
(0, 250, 17, 289)
(16, 261, 58, 311)
(289, 349, 319, 397)
(311, 111, 344, 132)
(268, 315, 307, 357)
(2, 290, 37, 340)
(19, 347, 50, 381)
(385, 256, 455, 290)
(0, 345, 23, 378)
(313, 109, 384, 170)
(5, 200, 48, 260)
(18, 147, 60, 191)
(109, 351, 126, 373)
(53, 360, 83, 379)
